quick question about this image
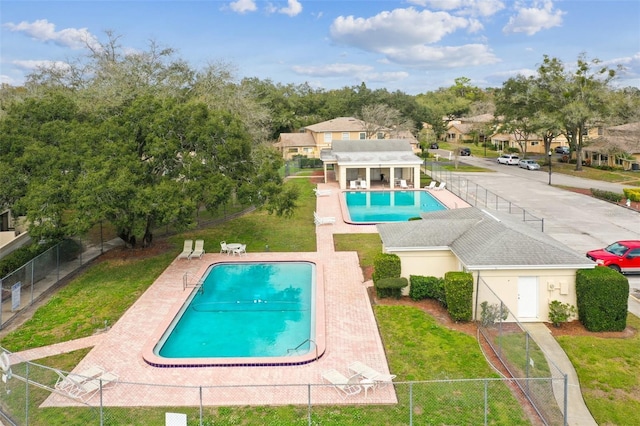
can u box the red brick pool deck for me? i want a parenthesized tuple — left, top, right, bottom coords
(10, 183, 468, 407)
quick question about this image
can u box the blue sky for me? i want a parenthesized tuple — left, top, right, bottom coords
(2, 0, 639, 94)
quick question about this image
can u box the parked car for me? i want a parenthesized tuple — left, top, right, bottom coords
(459, 147, 471, 156)
(429, 143, 439, 149)
(555, 146, 570, 155)
(586, 240, 640, 274)
(518, 159, 540, 170)
(497, 154, 520, 165)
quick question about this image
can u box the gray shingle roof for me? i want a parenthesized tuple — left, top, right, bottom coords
(377, 207, 595, 270)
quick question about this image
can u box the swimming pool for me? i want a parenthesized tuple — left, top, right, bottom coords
(343, 190, 446, 223)
(146, 261, 325, 367)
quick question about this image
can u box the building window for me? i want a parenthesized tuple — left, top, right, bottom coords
(530, 141, 539, 146)
(324, 132, 332, 143)
(303, 148, 313, 153)
(377, 132, 384, 139)
(341, 132, 349, 140)
(287, 148, 298, 153)
(359, 132, 366, 140)
(598, 126, 604, 136)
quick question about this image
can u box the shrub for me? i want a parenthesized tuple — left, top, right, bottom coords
(444, 271, 473, 322)
(623, 188, 640, 202)
(409, 275, 445, 303)
(590, 188, 623, 203)
(0, 239, 61, 278)
(576, 268, 628, 331)
(479, 301, 509, 327)
(548, 300, 577, 327)
(375, 277, 408, 299)
(371, 253, 401, 283)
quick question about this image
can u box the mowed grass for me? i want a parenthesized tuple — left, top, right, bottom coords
(555, 313, 640, 425)
(1, 175, 635, 424)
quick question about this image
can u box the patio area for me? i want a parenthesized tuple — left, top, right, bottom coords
(12, 181, 467, 407)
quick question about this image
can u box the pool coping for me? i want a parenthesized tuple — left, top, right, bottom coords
(141, 259, 326, 368)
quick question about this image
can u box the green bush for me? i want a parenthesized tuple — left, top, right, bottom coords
(375, 277, 408, 299)
(548, 300, 576, 327)
(623, 188, 640, 202)
(576, 268, 628, 331)
(371, 253, 401, 283)
(444, 271, 473, 322)
(479, 301, 509, 327)
(409, 275, 446, 305)
(591, 188, 623, 203)
(0, 239, 61, 277)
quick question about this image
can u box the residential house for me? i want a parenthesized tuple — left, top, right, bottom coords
(275, 117, 419, 160)
(444, 114, 495, 144)
(490, 127, 604, 155)
(583, 122, 640, 170)
(320, 139, 422, 190)
(0, 209, 30, 260)
(377, 207, 595, 322)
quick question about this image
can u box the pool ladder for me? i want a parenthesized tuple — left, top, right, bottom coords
(287, 338, 319, 361)
(183, 272, 204, 294)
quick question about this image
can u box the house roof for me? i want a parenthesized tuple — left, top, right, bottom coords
(321, 139, 422, 165)
(305, 117, 370, 133)
(274, 132, 316, 149)
(377, 207, 595, 270)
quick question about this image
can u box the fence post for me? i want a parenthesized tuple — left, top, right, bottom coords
(25, 362, 29, 425)
(409, 382, 413, 425)
(99, 379, 104, 426)
(308, 384, 312, 426)
(484, 379, 488, 426)
(563, 374, 569, 426)
(199, 386, 203, 426)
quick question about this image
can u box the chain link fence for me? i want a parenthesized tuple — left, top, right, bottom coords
(0, 352, 564, 425)
(476, 277, 568, 426)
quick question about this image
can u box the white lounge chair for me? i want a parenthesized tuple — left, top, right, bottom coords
(314, 211, 336, 226)
(400, 179, 409, 189)
(350, 180, 358, 189)
(321, 369, 362, 399)
(55, 367, 118, 401)
(348, 361, 397, 389)
(433, 182, 446, 191)
(313, 187, 332, 197)
(177, 240, 193, 259)
(220, 241, 229, 254)
(425, 181, 437, 190)
(231, 244, 247, 256)
(189, 239, 205, 259)
(359, 180, 367, 189)
(54, 366, 104, 392)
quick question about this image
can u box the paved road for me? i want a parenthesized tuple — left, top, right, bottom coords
(441, 153, 640, 296)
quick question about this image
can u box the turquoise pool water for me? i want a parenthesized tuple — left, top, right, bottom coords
(344, 190, 446, 223)
(156, 262, 315, 360)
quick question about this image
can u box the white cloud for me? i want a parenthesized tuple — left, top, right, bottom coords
(330, 8, 469, 50)
(229, 0, 257, 14)
(503, 0, 565, 35)
(383, 44, 499, 68)
(11, 59, 71, 72)
(291, 63, 409, 85)
(408, 0, 505, 17)
(292, 63, 374, 77)
(279, 0, 302, 17)
(3, 19, 100, 51)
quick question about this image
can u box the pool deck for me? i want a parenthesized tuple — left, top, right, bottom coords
(11, 183, 469, 407)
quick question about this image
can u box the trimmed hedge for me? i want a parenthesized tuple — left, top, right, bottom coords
(0, 239, 60, 278)
(591, 188, 623, 203)
(409, 275, 446, 306)
(371, 253, 401, 283)
(576, 268, 628, 332)
(375, 277, 408, 299)
(444, 271, 473, 322)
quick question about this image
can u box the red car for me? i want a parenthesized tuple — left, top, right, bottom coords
(586, 240, 640, 274)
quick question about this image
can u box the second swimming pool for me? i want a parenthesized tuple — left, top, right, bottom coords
(343, 190, 446, 223)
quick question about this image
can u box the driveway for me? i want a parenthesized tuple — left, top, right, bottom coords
(434, 154, 640, 313)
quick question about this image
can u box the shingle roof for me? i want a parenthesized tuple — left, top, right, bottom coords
(305, 117, 369, 132)
(328, 140, 422, 165)
(274, 132, 316, 148)
(377, 207, 594, 270)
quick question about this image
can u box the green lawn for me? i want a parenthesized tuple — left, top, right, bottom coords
(0, 176, 636, 425)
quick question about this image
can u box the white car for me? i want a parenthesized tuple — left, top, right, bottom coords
(518, 159, 540, 170)
(497, 154, 520, 165)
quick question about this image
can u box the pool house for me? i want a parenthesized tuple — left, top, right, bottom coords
(319, 139, 423, 190)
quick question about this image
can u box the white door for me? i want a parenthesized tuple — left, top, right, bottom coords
(517, 277, 538, 319)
